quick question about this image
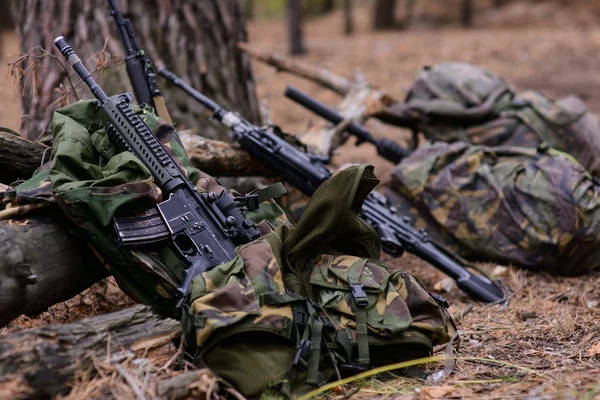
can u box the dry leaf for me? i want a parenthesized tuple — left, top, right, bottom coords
(433, 277, 456, 293)
(589, 343, 600, 357)
(491, 265, 509, 277)
(418, 385, 455, 399)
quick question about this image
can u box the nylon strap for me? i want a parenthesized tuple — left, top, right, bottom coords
(306, 320, 323, 384)
(335, 329, 354, 362)
(239, 182, 288, 211)
(348, 267, 370, 366)
(259, 291, 305, 306)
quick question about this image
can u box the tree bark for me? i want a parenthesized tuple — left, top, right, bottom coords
(0, 212, 109, 327)
(14, 0, 260, 141)
(0, 305, 180, 399)
(0, 130, 48, 185)
(373, 0, 397, 30)
(288, 0, 306, 55)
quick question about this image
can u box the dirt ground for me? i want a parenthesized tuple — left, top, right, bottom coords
(2, 1, 600, 399)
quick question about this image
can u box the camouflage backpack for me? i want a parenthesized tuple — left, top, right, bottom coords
(183, 165, 456, 398)
(376, 62, 600, 177)
(385, 141, 600, 276)
(0, 100, 290, 312)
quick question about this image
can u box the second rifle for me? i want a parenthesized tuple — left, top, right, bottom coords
(159, 68, 505, 303)
(285, 85, 410, 164)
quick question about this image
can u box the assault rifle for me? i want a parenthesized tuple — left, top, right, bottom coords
(54, 37, 262, 307)
(107, 0, 172, 124)
(285, 85, 410, 164)
(158, 68, 505, 303)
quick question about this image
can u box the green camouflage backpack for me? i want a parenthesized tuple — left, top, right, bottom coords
(0, 100, 290, 312)
(376, 62, 600, 177)
(183, 165, 456, 398)
(385, 141, 600, 276)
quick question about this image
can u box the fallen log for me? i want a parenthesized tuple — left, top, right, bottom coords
(0, 305, 180, 399)
(0, 130, 48, 185)
(0, 130, 271, 185)
(238, 44, 398, 156)
(0, 211, 109, 327)
(179, 131, 273, 177)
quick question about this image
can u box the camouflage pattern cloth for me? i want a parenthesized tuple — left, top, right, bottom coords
(186, 165, 455, 398)
(385, 141, 600, 276)
(0, 100, 291, 311)
(375, 62, 600, 177)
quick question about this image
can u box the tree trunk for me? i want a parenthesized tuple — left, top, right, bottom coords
(14, 0, 260, 141)
(0, 211, 109, 327)
(288, 0, 306, 55)
(343, 0, 354, 35)
(244, 0, 255, 20)
(0, 0, 14, 31)
(0, 130, 48, 185)
(322, 0, 335, 14)
(0, 305, 180, 399)
(461, 0, 473, 27)
(373, 0, 397, 30)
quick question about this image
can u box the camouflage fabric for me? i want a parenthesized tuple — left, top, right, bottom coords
(186, 165, 455, 398)
(0, 100, 291, 310)
(310, 254, 452, 345)
(385, 141, 600, 275)
(376, 62, 513, 143)
(376, 62, 600, 177)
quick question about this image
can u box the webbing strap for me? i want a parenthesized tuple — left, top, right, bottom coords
(348, 270, 369, 366)
(236, 182, 287, 211)
(355, 304, 369, 365)
(335, 329, 354, 362)
(259, 291, 305, 306)
(306, 320, 323, 384)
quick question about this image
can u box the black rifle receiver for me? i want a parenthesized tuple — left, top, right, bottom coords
(107, 0, 172, 124)
(55, 37, 261, 307)
(284, 85, 410, 164)
(159, 67, 505, 303)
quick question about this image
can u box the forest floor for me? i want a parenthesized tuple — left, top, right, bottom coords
(2, 1, 600, 399)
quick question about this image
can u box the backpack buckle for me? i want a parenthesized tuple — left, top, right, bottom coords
(292, 339, 312, 372)
(429, 292, 449, 308)
(234, 193, 260, 211)
(350, 283, 368, 307)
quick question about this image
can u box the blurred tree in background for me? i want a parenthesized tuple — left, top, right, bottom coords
(373, 0, 397, 30)
(11, 0, 260, 140)
(288, 0, 306, 54)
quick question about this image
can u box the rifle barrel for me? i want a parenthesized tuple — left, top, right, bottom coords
(285, 85, 409, 164)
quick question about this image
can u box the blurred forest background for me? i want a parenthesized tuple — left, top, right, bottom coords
(2, 0, 600, 142)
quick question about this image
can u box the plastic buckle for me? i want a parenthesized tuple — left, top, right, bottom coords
(292, 339, 312, 372)
(429, 293, 449, 309)
(339, 363, 369, 377)
(350, 283, 368, 307)
(234, 194, 260, 211)
(293, 309, 309, 326)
